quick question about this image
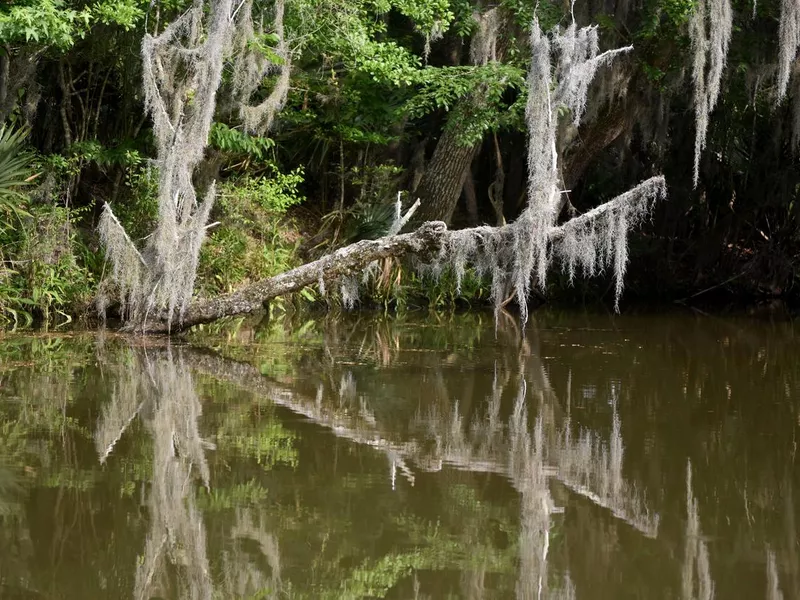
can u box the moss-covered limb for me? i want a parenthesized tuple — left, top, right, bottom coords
(145, 220, 448, 333)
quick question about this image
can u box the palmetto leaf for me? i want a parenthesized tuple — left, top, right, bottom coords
(0, 125, 34, 217)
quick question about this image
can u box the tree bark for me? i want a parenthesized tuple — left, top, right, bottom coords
(462, 172, 479, 226)
(411, 119, 480, 226)
(0, 49, 8, 121)
(563, 102, 636, 190)
(143, 221, 448, 333)
(488, 133, 506, 226)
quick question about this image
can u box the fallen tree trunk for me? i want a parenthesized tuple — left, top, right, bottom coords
(139, 175, 663, 334)
(145, 220, 448, 333)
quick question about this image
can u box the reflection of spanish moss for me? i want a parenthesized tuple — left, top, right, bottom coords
(134, 351, 213, 600)
(417, 376, 658, 538)
(506, 381, 578, 600)
(509, 381, 554, 599)
(682, 461, 714, 600)
(95, 357, 142, 464)
(766, 546, 784, 600)
(185, 344, 657, 540)
(182, 344, 654, 597)
(94, 347, 285, 599)
(220, 508, 281, 599)
(555, 392, 659, 538)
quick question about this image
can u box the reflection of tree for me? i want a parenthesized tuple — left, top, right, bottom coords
(682, 461, 713, 600)
(95, 348, 284, 600)
(765, 545, 783, 600)
(220, 509, 281, 598)
(556, 393, 659, 538)
(129, 351, 213, 600)
(96, 356, 143, 464)
(0, 462, 32, 596)
(185, 321, 655, 598)
(507, 382, 566, 599)
(1, 313, 798, 598)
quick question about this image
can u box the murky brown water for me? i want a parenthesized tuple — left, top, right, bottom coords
(0, 310, 798, 599)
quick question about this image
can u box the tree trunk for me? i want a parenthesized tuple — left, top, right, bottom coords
(0, 49, 8, 121)
(142, 221, 448, 333)
(411, 119, 480, 226)
(563, 102, 635, 190)
(463, 172, 479, 225)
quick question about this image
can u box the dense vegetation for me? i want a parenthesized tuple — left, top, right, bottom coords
(0, 0, 798, 327)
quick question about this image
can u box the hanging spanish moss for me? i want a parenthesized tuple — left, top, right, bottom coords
(421, 19, 662, 323)
(232, 0, 291, 134)
(97, 0, 287, 330)
(97, 0, 233, 329)
(777, 0, 800, 103)
(689, 0, 732, 187)
(470, 8, 500, 66)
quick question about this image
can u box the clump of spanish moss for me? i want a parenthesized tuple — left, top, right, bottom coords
(777, 0, 800, 103)
(689, 0, 732, 187)
(98, 0, 288, 331)
(232, 0, 290, 134)
(420, 19, 663, 323)
(470, 8, 500, 66)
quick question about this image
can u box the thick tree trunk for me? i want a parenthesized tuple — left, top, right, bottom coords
(563, 102, 635, 190)
(412, 119, 480, 226)
(143, 221, 447, 333)
(463, 172, 479, 225)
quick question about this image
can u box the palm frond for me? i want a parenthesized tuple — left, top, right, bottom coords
(0, 125, 34, 216)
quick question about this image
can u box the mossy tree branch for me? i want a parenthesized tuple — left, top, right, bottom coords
(142, 220, 448, 333)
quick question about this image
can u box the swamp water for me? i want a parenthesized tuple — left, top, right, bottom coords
(0, 311, 797, 599)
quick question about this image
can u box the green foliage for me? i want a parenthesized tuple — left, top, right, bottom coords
(348, 259, 492, 312)
(637, 0, 697, 39)
(3, 204, 95, 325)
(64, 139, 144, 169)
(0, 0, 90, 48)
(109, 165, 160, 241)
(243, 168, 305, 213)
(401, 266, 491, 309)
(501, 0, 564, 31)
(406, 64, 522, 117)
(0, 130, 94, 327)
(0, 0, 147, 48)
(218, 418, 299, 468)
(196, 480, 270, 511)
(209, 123, 276, 162)
(197, 167, 305, 294)
(91, 0, 145, 30)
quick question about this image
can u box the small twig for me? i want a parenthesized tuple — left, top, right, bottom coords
(674, 271, 746, 304)
(388, 196, 421, 236)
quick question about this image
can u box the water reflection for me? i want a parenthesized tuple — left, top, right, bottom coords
(186, 314, 659, 598)
(682, 461, 713, 600)
(766, 545, 783, 600)
(97, 348, 281, 600)
(0, 312, 798, 598)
